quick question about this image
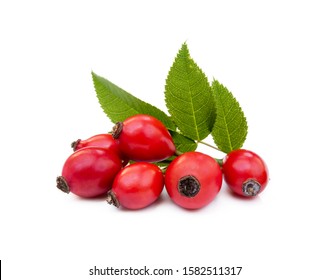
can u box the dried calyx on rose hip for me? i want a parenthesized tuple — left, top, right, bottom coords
(222, 149, 269, 197)
(56, 147, 122, 198)
(164, 151, 223, 209)
(107, 162, 164, 210)
(111, 114, 176, 162)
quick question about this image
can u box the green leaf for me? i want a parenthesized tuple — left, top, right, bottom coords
(165, 43, 215, 141)
(92, 72, 176, 131)
(211, 80, 248, 153)
(170, 131, 197, 153)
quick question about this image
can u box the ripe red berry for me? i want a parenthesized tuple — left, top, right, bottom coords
(71, 133, 128, 166)
(107, 162, 164, 210)
(112, 114, 175, 162)
(71, 133, 116, 150)
(71, 133, 121, 155)
(56, 147, 122, 198)
(222, 149, 269, 197)
(164, 151, 223, 209)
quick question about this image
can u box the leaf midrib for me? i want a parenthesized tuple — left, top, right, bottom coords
(184, 59, 200, 141)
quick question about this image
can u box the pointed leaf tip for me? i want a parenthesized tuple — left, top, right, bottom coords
(164, 43, 216, 141)
(92, 72, 176, 130)
(211, 80, 248, 153)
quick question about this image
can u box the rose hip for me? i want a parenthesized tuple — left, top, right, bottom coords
(112, 114, 175, 162)
(222, 149, 269, 197)
(165, 151, 223, 209)
(107, 162, 164, 210)
(57, 147, 122, 198)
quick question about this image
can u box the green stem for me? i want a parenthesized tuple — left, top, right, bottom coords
(196, 141, 224, 167)
(198, 140, 222, 152)
(174, 150, 183, 156)
(215, 158, 223, 167)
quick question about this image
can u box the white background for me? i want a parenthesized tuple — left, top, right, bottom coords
(1, 0, 329, 279)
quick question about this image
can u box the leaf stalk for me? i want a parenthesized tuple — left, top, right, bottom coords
(198, 140, 222, 152)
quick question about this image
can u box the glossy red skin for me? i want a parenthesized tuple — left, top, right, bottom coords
(111, 162, 164, 210)
(165, 152, 223, 209)
(118, 114, 175, 162)
(73, 133, 128, 166)
(61, 147, 122, 198)
(73, 134, 120, 154)
(222, 149, 269, 197)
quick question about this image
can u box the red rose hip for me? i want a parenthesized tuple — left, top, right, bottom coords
(112, 114, 175, 162)
(56, 147, 122, 198)
(71, 133, 121, 155)
(107, 162, 164, 210)
(71, 133, 128, 166)
(164, 151, 223, 209)
(222, 149, 269, 197)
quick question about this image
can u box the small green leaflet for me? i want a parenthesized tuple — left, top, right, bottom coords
(170, 131, 197, 152)
(211, 80, 248, 153)
(92, 72, 176, 131)
(165, 43, 216, 141)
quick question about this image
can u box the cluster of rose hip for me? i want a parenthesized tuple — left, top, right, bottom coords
(56, 114, 269, 210)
